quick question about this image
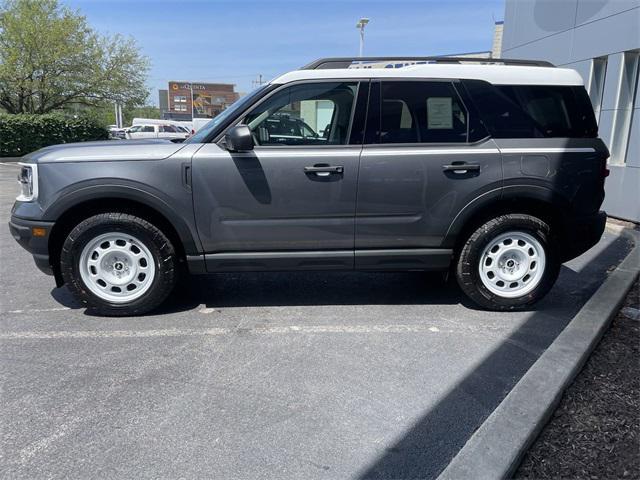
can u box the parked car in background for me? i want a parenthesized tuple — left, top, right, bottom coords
(107, 125, 127, 140)
(9, 56, 608, 316)
(125, 124, 189, 140)
(131, 118, 193, 134)
(258, 112, 325, 145)
(175, 125, 193, 137)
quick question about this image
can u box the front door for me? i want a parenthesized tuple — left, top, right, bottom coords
(355, 80, 503, 270)
(192, 81, 367, 271)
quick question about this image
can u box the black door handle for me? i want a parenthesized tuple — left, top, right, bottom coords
(304, 165, 344, 176)
(442, 163, 480, 173)
(181, 162, 192, 191)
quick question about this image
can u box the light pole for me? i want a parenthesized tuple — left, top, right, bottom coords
(356, 18, 369, 57)
(189, 83, 194, 120)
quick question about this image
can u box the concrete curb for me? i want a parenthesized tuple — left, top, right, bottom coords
(0, 157, 23, 163)
(438, 227, 640, 480)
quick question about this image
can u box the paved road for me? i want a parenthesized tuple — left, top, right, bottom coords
(0, 162, 632, 479)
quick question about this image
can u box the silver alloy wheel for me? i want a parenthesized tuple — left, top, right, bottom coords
(79, 232, 156, 303)
(478, 231, 546, 298)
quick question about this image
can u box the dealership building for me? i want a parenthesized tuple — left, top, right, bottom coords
(502, 0, 640, 222)
(159, 82, 239, 121)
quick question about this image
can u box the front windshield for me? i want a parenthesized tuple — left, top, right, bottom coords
(186, 84, 270, 143)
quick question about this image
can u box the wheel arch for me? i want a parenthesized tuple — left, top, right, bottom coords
(46, 188, 199, 287)
(443, 185, 571, 253)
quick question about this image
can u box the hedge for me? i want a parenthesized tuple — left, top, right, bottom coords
(0, 113, 109, 157)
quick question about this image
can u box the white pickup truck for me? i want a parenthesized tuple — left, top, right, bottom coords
(125, 123, 189, 140)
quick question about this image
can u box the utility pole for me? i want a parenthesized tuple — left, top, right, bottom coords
(251, 74, 264, 89)
(114, 102, 123, 128)
(356, 18, 370, 57)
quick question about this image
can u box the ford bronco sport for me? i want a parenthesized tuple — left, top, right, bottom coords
(9, 57, 608, 316)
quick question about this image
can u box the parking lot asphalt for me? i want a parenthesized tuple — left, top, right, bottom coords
(0, 162, 633, 479)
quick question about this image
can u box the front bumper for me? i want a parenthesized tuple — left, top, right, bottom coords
(560, 210, 607, 262)
(8, 216, 55, 275)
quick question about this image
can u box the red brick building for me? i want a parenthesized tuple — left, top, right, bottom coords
(167, 81, 239, 119)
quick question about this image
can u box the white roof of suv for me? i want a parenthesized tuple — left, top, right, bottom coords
(272, 57, 584, 87)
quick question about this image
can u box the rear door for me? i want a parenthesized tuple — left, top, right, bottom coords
(192, 80, 369, 271)
(355, 79, 503, 270)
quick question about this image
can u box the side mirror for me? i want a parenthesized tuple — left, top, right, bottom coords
(224, 125, 254, 152)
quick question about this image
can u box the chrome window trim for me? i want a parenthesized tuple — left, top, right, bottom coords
(498, 147, 596, 154)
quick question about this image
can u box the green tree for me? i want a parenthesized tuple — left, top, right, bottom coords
(124, 105, 161, 125)
(78, 103, 161, 127)
(0, 0, 150, 114)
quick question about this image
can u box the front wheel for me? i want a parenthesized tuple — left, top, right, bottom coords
(455, 214, 561, 311)
(60, 213, 177, 316)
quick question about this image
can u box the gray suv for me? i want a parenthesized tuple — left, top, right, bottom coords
(9, 57, 608, 316)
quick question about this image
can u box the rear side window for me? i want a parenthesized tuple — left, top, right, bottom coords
(379, 81, 469, 143)
(463, 80, 598, 138)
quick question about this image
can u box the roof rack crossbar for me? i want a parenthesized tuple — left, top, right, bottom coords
(301, 57, 555, 70)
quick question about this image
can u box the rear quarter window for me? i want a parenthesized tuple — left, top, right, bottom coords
(462, 80, 598, 139)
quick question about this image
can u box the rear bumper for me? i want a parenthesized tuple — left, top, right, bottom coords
(8, 216, 55, 275)
(560, 210, 607, 261)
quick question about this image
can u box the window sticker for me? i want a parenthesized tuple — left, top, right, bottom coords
(427, 97, 453, 129)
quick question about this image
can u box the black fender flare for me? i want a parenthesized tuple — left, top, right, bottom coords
(42, 179, 202, 255)
(442, 185, 572, 248)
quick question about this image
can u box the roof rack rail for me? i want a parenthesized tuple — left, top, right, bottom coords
(301, 57, 555, 70)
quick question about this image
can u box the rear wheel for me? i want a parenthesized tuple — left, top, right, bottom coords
(61, 213, 177, 316)
(455, 214, 560, 310)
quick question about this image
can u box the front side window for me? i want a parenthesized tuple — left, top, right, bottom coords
(244, 82, 358, 146)
(379, 81, 469, 143)
(141, 126, 154, 133)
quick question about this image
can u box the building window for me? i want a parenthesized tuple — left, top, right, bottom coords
(588, 56, 607, 123)
(610, 50, 639, 165)
(174, 104, 187, 112)
(174, 95, 187, 103)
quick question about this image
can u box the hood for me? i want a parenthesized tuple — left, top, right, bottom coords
(22, 139, 187, 164)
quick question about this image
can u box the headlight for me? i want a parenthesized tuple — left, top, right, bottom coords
(16, 163, 38, 202)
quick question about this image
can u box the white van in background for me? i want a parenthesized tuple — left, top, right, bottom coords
(192, 118, 211, 133)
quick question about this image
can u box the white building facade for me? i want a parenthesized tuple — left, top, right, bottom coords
(502, 0, 640, 222)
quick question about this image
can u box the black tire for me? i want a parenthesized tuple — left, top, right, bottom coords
(455, 214, 561, 311)
(60, 213, 177, 316)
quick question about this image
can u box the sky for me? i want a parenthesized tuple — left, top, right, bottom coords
(65, 0, 506, 105)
